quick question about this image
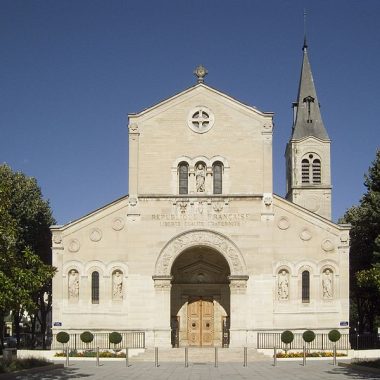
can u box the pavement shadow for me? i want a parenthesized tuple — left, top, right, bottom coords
(13, 367, 92, 380)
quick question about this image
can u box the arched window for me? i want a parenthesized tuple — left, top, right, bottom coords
(302, 270, 310, 303)
(312, 159, 321, 183)
(213, 162, 223, 194)
(301, 159, 310, 183)
(91, 271, 99, 304)
(178, 162, 188, 194)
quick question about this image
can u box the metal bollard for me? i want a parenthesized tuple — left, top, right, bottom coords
(155, 347, 159, 367)
(66, 346, 69, 367)
(333, 344, 337, 366)
(273, 346, 277, 367)
(303, 345, 306, 366)
(96, 347, 100, 366)
(185, 347, 188, 367)
(126, 347, 129, 367)
(214, 347, 218, 368)
(243, 347, 247, 367)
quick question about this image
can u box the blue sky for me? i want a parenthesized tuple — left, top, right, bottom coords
(1, 0, 379, 224)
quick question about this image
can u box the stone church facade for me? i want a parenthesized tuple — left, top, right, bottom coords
(51, 42, 350, 348)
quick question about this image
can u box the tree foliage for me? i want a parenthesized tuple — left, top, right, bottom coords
(0, 164, 56, 346)
(340, 150, 380, 332)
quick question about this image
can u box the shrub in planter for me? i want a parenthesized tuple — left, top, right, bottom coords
(281, 330, 294, 353)
(109, 332, 122, 345)
(56, 332, 70, 344)
(328, 329, 341, 343)
(56, 331, 70, 352)
(80, 331, 94, 349)
(302, 330, 316, 343)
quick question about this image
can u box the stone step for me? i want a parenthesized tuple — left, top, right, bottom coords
(132, 347, 266, 362)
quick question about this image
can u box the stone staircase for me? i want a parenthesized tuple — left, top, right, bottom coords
(132, 347, 267, 363)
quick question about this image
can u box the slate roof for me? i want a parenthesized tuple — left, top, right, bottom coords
(291, 40, 330, 141)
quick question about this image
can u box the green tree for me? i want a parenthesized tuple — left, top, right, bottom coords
(0, 164, 56, 348)
(340, 150, 380, 332)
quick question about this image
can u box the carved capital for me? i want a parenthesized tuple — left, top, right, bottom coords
(153, 275, 172, 290)
(228, 275, 249, 293)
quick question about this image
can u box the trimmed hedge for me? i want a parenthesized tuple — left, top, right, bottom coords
(328, 329, 341, 342)
(80, 331, 94, 344)
(281, 330, 294, 345)
(302, 330, 316, 343)
(56, 332, 70, 344)
(109, 332, 122, 345)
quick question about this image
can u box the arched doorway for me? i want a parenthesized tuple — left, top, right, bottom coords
(170, 246, 230, 347)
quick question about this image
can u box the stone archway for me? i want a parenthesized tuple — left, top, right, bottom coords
(154, 229, 247, 278)
(152, 230, 249, 348)
(170, 246, 230, 347)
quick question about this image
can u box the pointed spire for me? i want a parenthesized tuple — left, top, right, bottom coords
(291, 40, 329, 140)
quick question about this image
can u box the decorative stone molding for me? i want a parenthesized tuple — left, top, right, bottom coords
(263, 193, 273, 206)
(321, 239, 335, 252)
(129, 198, 138, 207)
(178, 201, 188, 214)
(112, 217, 125, 231)
(89, 228, 102, 242)
(128, 123, 139, 133)
(277, 217, 290, 230)
(213, 202, 223, 213)
(154, 229, 247, 277)
(299, 229, 312, 241)
(228, 275, 249, 293)
(68, 239, 80, 253)
(152, 275, 172, 290)
(53, 232, 62, 245)
(340, 234, 349, 244)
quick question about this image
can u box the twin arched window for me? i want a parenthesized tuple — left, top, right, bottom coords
(301, 154, 321, 184)
(178, 161, 223, 194)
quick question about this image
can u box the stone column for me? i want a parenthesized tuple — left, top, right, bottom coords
(152, 276, 172, 347)
(228, 275, 249, 347)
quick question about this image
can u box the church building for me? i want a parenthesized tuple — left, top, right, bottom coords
(51, 40, 350, 348)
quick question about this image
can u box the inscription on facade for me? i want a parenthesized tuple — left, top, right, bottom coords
(151, 212, 252, 227)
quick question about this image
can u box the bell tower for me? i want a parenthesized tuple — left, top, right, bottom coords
(285, 38, 332, 219)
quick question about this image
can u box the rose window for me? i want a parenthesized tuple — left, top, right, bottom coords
(187, 106, 214, 133)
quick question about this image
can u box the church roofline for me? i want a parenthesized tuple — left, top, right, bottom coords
(273, 194, 349, 230)
(128, 83, 274, 120)
(51, 194, 129, 231)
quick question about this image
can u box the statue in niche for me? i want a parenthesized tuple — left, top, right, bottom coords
(322, 269, 333, 299)
(68, 270, 79, 300)
(278, 270, 289, 300)
(195, 163, 205, 192)
(113, 270, 123, 300)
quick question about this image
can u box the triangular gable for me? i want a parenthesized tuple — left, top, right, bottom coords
(128, 83, 273, 122)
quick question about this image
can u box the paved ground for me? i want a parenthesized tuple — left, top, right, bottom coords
(9, 360, 380, 380)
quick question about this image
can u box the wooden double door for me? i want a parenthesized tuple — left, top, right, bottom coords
(187, 297, 214, 346)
